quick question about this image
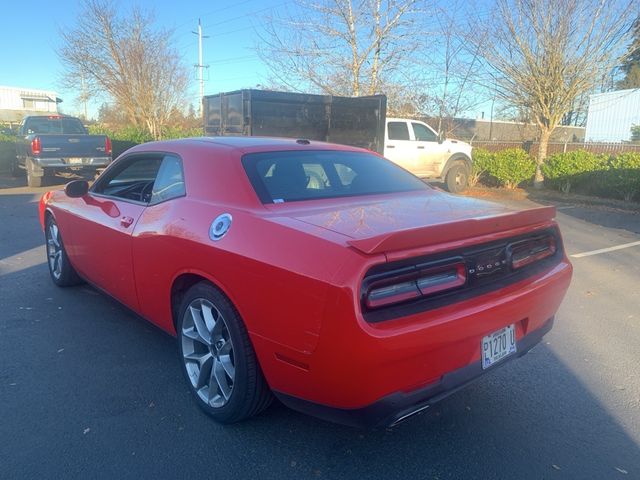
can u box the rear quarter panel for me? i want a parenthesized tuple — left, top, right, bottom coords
(130, 143, 367, 353)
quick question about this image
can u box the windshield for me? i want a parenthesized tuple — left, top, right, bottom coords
(24, 117, 87, 135)
(242, 150, 428, 203)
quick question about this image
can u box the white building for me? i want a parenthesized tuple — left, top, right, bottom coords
(585, 89, 640, 142)
(0, 85, 62, 123)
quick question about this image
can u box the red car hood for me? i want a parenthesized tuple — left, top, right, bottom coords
(279, 191, 555, 254)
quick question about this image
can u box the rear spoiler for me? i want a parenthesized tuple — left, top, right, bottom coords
(346, 206, 556, 255)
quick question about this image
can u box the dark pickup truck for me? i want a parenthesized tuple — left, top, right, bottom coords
(14, 115, 112, 187)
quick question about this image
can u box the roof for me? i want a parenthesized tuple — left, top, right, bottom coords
(136, 136, 365, 154)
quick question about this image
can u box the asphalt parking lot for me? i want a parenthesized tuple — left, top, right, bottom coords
(1, 174, 639, 479)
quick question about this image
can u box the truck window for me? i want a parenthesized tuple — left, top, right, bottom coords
(242, 150, 427, 203)
(24, 117, 88, 135)
(412, 122, 437, 142)
(387, 122, 410, 140)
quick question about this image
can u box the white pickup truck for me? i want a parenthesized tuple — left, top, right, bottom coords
(384, 118, 473, 193)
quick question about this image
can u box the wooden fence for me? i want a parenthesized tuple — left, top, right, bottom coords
(471, 141, 640, 156)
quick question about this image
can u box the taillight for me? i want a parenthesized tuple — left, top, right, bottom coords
(31, 137, 42, 156)
(365, 261, 466, 309)
(509, 235, 557, 270)
(105, 136, 112, 155)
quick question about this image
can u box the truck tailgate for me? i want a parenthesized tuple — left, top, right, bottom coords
(35, 134, 108, 159)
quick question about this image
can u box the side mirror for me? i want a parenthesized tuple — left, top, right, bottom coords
(65, 180, 89, 198)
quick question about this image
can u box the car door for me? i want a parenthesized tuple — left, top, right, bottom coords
(385, 121, 417, 170)
(65, 153, 164, 311)
(410, 121, 447, 176)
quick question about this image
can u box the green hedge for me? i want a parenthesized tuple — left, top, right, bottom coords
(541, 150, 609, 194)
(541, 151, 640, 201)
(0, 133, 16, 174)
(88, 124, 202, 159)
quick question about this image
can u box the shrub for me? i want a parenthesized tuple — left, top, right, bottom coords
(541, 150, 608, 193)
(88, 124, 202, 143)
(607, 152, 640, 201)
(484, 148, 535, 189)
(469, 148, 493, 187)
(0, 139, 15, 174)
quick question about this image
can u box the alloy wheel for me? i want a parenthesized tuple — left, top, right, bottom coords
(181, 298, 236, 408)
(46, 222, 63, 280)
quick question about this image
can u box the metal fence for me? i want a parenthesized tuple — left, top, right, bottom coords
(470, 141, 640, 156)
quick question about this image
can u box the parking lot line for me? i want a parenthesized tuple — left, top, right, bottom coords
(571, 240, 640, 258)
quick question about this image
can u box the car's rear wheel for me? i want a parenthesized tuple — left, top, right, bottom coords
(45, 216, 82, 286)
(177, 282, 272, 423)
(445, 161, 470, 194)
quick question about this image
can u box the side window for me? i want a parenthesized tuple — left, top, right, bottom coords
(387, 122, 410, 140)
(412, 122, 437, 142)
(93, 155, 163, 203)
(150, 155, 186, 204)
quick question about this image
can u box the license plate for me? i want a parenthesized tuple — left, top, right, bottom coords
(482, 324, 516, 369)
(67, 157, 84, 164)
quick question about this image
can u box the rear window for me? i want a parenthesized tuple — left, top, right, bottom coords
(24, 117, 87, 134)
(242, 150, 427, 203)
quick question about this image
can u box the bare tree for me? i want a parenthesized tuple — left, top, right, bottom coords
(59, 0, 189, 139)
(417, 3, 487, 137)
(470, 0, 636, 186)
(257, 0, 422, 104)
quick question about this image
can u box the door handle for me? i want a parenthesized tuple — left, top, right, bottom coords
(120, 216, 134, 228)
(417, 146, 425, 149)
(387, 145, 395, 149)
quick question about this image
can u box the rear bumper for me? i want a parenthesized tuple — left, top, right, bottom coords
(274, 316, 554, 428)
(29, 157, 111, 172)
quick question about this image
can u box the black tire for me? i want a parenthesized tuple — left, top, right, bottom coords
(445, 161, 470, 194)
(177, 282, 272, 424)
(44, 216, 83, 287)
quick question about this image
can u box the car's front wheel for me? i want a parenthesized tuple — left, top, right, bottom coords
(45, 216, 82, 286)
(177, 282, 272, 423)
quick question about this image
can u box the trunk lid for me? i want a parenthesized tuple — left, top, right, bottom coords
(279, 191, 555, 254)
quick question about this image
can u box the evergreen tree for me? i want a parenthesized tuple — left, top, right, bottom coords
(618, 17, 640, 89)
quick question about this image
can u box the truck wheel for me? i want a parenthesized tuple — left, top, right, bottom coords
(445, 161, 470, 194)
(27, 169, 44, 187)
(26, 160, 46, 187)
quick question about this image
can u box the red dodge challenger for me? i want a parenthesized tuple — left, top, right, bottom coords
(39, 137, 572, 427)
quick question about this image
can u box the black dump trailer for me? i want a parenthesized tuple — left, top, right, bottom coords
(203, 89, 387, 154)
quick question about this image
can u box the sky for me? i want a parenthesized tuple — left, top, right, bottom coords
(0, 0, 282, 118)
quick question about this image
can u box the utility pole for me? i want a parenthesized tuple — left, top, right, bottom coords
(192, 19, 209, 117)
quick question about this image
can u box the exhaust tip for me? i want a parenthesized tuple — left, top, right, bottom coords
(389, 404, 430, 427)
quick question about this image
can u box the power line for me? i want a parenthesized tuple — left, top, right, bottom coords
(174, 0, 258, 32)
